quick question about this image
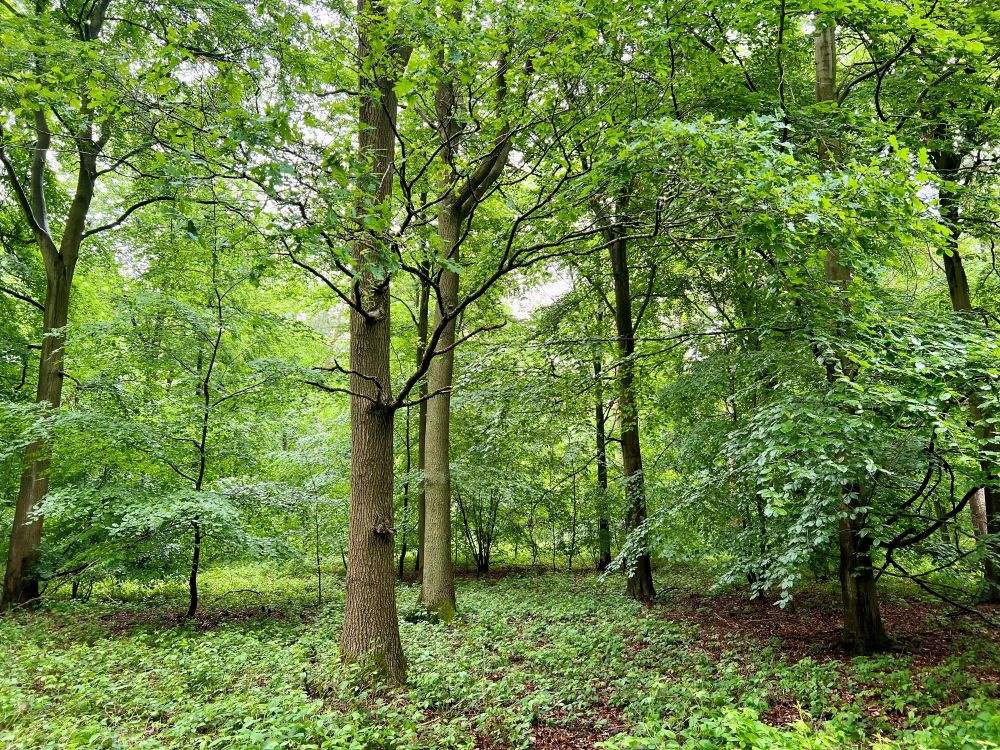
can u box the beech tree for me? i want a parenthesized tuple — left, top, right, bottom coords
(0, 0, 277, 607)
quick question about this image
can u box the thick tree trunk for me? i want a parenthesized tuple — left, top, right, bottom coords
(341, 375, 404, 678)
(339, 0, 405, 682)
(971, 489, 989, 537)
(3, 269, 70, 607)
(419, 201, 460, 619)
(815, 25, 889, 647)
(609, 235, 655, 601)
(838, 499, 891, 653)
(1, 3, 107, 608)
(594, 358, 612, 571)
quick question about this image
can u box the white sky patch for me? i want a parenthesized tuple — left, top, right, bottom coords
(506, 272, 571, 320)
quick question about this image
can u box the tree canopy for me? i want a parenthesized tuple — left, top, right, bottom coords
(2, 0, 1000, 743)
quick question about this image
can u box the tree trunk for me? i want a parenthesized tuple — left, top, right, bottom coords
(815, 24, 890, 647)
(419, 201, 460, 620)
(838, 497, 891, 653)
(984, 487, 1000, 601)
(594, 358, 612, 571)
(609, 235, 655, 601)
(186, 518, 201, 619)
(398, 407, 411, 580)
(2, 94, 98, 607)
(932, 150, 1000, 601)
(415, 275, 429, 575)
(1, 1, 108, 606)
(3, 269, 70, 606)
(971, 489, 989, 538)
(339, 0, 405, 682)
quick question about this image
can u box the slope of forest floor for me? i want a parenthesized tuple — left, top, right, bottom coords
(1, 564, 998, 749)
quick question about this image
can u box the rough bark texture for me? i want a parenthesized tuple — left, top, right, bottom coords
(609, 234, 655, 602)
(971, 489, 989, 538)
(815, 25, 890, 650)
(594, 358, 612, 571)
(3, 272, 69, 606)
(339, 0, 405, 682)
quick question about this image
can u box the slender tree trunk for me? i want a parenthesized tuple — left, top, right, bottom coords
(815, 24, 889, 649)
(316, 512, 323, 605)
(339, 0, 405, 682)
(399, 407, 411, 580)
(594, 358, 612, 571)
(609, 234, 655, 601)
(418, 23, 510, 610)
(932, 151, 1000, 601)
(183, 293, 221, 620)
(186, 518, 201, 619)
(415, 275, 429, 575)
(419, 200, 460, 619)
(569, 463, 578, 571)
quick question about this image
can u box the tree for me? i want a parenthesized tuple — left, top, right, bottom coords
(836, 0, 1000, 599)
(0, 0, 119, 606)
(814, 21, 890, 653)
(336, 0, 409, 682)
(419, 0, 513, 618)
(0, 0, 276, 608)
(592, 197, 656, 601)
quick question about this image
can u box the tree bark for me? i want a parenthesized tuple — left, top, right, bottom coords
(3, 270, 70, 606)
(186, 519, 201, 619)
(419, 200, 460, 619)
(971, 489, 989, 538)
(399, 406, 411, 580)
(838, 492, 891, 653)
(815, 24, 890, 650)
(339, 0, 406, 682)
(609, 234, 655, 601)
(415, 275, 429, 575)
(594, 358, 612, 571)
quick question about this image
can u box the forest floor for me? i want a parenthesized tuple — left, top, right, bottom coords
(1, 563, 999, 749)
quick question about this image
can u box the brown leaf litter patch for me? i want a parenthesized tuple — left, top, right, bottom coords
(651, 593, 1000, 729)
(528, 703, 628, 750)
(474, 702, 627, 750)
(656, 592, 999, 666)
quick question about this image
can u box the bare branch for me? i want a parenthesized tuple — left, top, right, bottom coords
(0, 284, 43, 311)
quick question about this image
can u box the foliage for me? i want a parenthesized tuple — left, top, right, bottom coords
(1, 568, 999, 749)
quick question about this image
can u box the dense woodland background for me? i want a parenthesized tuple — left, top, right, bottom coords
(3, 0, 1000, 747)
